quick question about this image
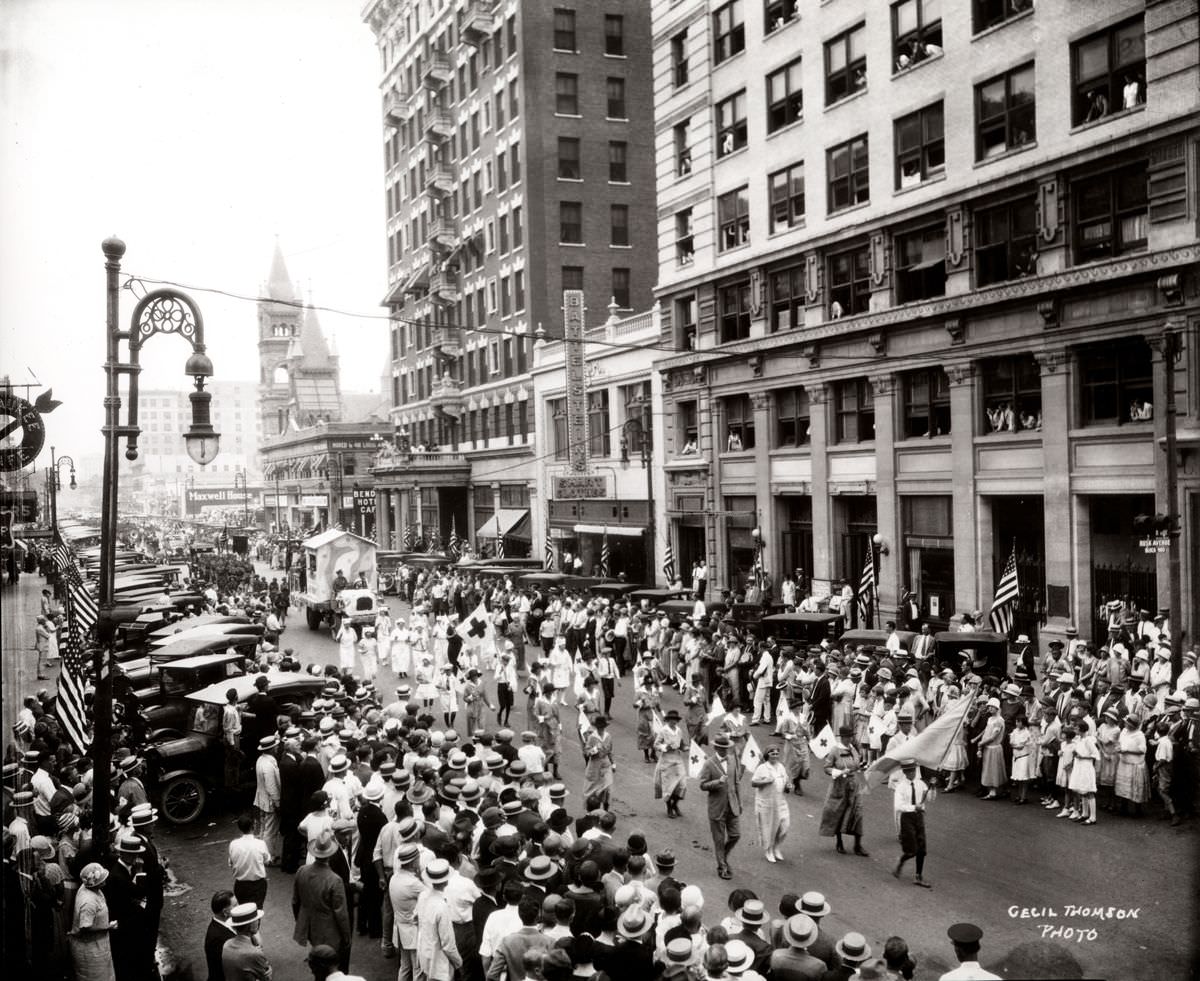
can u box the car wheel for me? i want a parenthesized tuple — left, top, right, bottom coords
(306, 607, 322, 630)
(160, 775, 206, 825)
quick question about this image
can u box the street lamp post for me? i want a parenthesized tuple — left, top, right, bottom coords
(48, 446, 77, 532)
(96, 237, 220, 859)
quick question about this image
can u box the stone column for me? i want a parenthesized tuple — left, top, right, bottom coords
(1036, 349, 1072, 648)
(947, 363, 980, 620)
(710, 397, 728, 591)
(870, 374, 898, 620)
(752, 391, 775, 577)
(807, 383, 833, 592)
(377, 489, 391, 548)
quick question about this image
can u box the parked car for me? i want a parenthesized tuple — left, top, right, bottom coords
(589, 582, 644, 602)
(143, 671, 327, 824)
(117, 632, 262, 676)
(145, 614, 254, 642)
(132, 651, 251, 734)
(838, 628, 917, 653)
(149, 621, 265, 650)
(628, 587, 694, 607)
(655, 598, 730, 627)
(934, 630, 1011, 674)
(758, 612, 845, 647)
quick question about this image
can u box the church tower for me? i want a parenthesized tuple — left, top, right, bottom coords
(257, 241, 300, 437)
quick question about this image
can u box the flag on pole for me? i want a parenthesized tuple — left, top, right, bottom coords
(740, 733, 763, 770)
(662, 537, 677, 585)
(402, 524, 413, 550)
(448, 518, 460, 560)
(989, 546, 1020, 635)
(857, 542, 875, 629)
(544, 520, 555, 571)
(456, 602, 496, 649)
(705, 694, 727, 724)
(56, 581, 95, 753)
(808, 723, 836, 760)
(600, 528, 610, 578)
(494, 534, 504, 559)
(868, 696, 972, 779)
(428, 527, 442, 554)
(752, 543, 765, 591)
(688, 742, 708, 778)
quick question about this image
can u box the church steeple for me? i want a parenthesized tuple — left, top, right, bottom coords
(266, 238, 297, 302)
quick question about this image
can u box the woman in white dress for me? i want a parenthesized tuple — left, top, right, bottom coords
(436, 663, 460, 728)
(431, 616, 450, 669)
(751, 744, 790, 862)
(1068, 722, 1098, 824)
(375, 607, 393, 669)
(414, 654, 439, 710)
(1115, 714, 1149, 815)
(358, 626, 379, 683)
(1009, 714, 1035, 803)
(831, 668, 855, 735)
(390, 617, 412, 677)
(334, 615, 357, 674)
(974, 698, 1008, 800)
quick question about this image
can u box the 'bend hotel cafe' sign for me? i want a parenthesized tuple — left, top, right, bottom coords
(185, 486, 261, 516)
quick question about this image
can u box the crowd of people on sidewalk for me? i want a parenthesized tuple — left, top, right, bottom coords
(4, 541, 1199, 981)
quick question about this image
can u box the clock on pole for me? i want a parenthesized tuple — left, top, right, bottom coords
(0, 388, 60, 472)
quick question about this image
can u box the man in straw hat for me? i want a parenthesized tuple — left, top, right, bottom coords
(768, 913, 824, 981)
(293, 832, 352, 970)
(828, 933, 873, 979)
(253, 733, 282, 865)
(106, 833, 149, 981)
(222, 902, 271, 981)
(415, 859, 462, 981)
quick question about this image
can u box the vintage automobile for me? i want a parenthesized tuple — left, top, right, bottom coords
(117, 632, 262, 677)
(333, 588, 382, 629)
(149, 621, 265, 650)
(628, 586, 694, 607)
(588, 582, 644, 602)
(758, 612, 845, 647)
(143, 671, 327, 824)
(838, 627, 918, 653)
(654, 597, 731, 627)
(131, 651, 250, 733)
(145, 613, 255, 641)
(934, 630, 1011, 675)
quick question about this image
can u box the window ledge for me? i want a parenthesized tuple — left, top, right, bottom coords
(721, 449, 756, 457)
(827, 200, 871, 220)
(768, 221, 807, 239)
(973, 141, 1037, 169)
(1069, 103, 1146, 135)
(553, 47, 579, 55)
(766, 117, 804, 140)
(610, 244, 633, 250)
(1070, 423, 1155, 440)
(824, 86, 869, 113)
(828, 441, 876, 452)
(891, 50, 944, 79)
(972, 431, 1041, 444)
(717, 242, 753, 257)
(603, 53, 628, 60)
(665, 455, 709, 470)
(764, 17, 801, 39)
(894, 171, 946, 197)
(971, 8, 1034, 43)
(608, 180, 632, 187)
(897, 433, 952, 446)
(558, 241, 587, 247)
(557, 176, 584, 183)
(716, 145, 750, 164)
(554, 113, 583, 120)
(606, 116, 630, 123)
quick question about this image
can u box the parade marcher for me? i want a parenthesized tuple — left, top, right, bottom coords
(750, 745, 789, 863)
(583, 716, 615, 811)
(775, 697, 810, 794)
(819, 725, 868, 857)
(891, 760, 933, 888)
(229, 814, 272, 910)
(222, 903, 271, 981)
(654, 710, 688, 819)
(698, 733, 743, 880)
(335, 616, 357, 675)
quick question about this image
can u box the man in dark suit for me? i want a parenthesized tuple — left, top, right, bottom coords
(293, 835, 352, 971)
(104, 834, 149, 981)
(204, 891, 237, 981)
(244, 676, 279, 748)
(298, 737, 327, 803)
(604, 908, 655, 978)
(278, 733, 305, 873)
(698, 732, 743, 879)
(130, 804, 168, 974)
(810, 662, 835, 736)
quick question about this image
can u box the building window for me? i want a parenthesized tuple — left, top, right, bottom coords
(612, 267, 631, 307)
(973, 0, 1033, 34)
(713, 0, 746, 65)
(902, 367, 951, 438)
(678, 400, 699, 452)
(611, 205, 630, 246)
(981, 354, 1041, 433)
(622, 381, 653, 452)
(768, 162, 805, 232)
(498, 214, 511, 254)
(765, 0, 798, 34)
(495, 90, 505, 130)
(671, 30, 689, 86)
(974, 196, 1037, 285)
(512, 204, 523, 245)
(723, 394, 755, 451)
(718, 280, 752, 343)
(560, 201, 582, 244)
(825, 23, 867, 106)
(768, 266, 804, 332)
(604, 14, 625, 56)
(562, 265, 583, 293)
(555, 73, 579, 114)
(1072, 162, 1148, 263)
(828, 243, 870, 318)
(717, 186, 750, 252)
(834, 378, 875, 444)
(514, 269, 525, 311)
(509, 78, 519, 118)
(776, 387, 810, 447)
(976, 63, 1035, 160)
(894, 225, 946, 303)
(827, 135, 869, 212)
(553, 8, 576, 50)
(496, 151, 508, 190)
(500, 275, 512, 318)
(609, 141, 628, 182)
(675, 295, 697, 351)
(606, 77, 626, 119)
(588, 390, 611, 456)
(674, 120, 692, 175)
(1073, 18, 1144, 125)
(557, 137, 581, 179)
(675, 209, 695, 266)
(716, 91, 748, 157)
(893, 0, 943, 72)
(1079, 340, 1153, 426)
(549, 398, 568, 460)
(895, 101, 944, 188)
(766, 57, 803, 132)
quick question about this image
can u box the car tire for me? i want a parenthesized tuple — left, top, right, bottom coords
(306, 608, 322, 630)
(160, 774, 206, 825)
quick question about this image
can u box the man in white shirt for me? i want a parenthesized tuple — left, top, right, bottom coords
(938, 923, 1001, 979)
(228, 813, 272, 909)
(884, 621, 902, 654)
(891, 759, 932, 888)
(253, 734, 282, 864)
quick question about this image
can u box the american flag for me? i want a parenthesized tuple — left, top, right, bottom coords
(856, 543, 875, 629)
(448, 518, 460, 560)
(57, 578, 96, 752)
(494, 535, 504, 559)
(752, 541, 765, 591)
(662, 537, 676, 585)
(402, 523, 413, 550)
(543, 521, 555, 571)
(989, 546, 1020, 635)
(428, 527, 442, 554)
(600, 529, 610, 578)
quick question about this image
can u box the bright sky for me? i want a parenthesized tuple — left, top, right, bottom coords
(1, 0, 386, 474)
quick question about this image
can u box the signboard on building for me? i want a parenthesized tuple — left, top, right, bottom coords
(0, 491, 38, 522)
(563, 289, 589, 473)
(1140, 537, 1170, 554)
(300, 494, 327, 507)
(185, 486, 262, 515)
(353, 490, 375, 514)
(553, 474, 607, 500)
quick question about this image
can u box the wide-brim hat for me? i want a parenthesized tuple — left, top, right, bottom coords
(406, 784, 434, 805)
(257, 734, 279, 751)
(663, 709, 682, 723)
(737, 899, 767, 927)
(424, 858, 451, 884)
(725, 939, 754, 974)
(309, 833, 339, 859)
(799, 891, 831, 917)
(117, 756, 142, 773)
(524, 855, 556, 881)
(230, 902, 264, 927)
(837, 724, 855, 738)
(115, 834, 145, 856)
(129, 804, 159, 827)
(80, 862, 109, 889)
(712, 733, 732, 750)
(1015, 634, 1031, 644)
(362, 783, 385, 803)
(618, 907, 654, 939)
(784, 913, 819, 948)
(834, 932, 872, 963)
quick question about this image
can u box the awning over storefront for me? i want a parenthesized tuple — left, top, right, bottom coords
(573, 523, 644, 537)
(476, 509, 530, 541)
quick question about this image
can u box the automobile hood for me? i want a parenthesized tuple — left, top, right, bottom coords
(147, 731, 210, 759)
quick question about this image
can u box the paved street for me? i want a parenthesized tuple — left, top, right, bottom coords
(3, 563, 1197, 979)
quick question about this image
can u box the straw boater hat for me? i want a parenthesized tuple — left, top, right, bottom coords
(834, 933, 872, 964)
(230, 903, 264, 928)
(618, 907, 654, 939)
(784, 914, 819, 949)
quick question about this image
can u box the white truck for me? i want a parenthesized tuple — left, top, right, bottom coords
(293, 529, 380, 630)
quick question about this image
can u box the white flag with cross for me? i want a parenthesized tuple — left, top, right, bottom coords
(706, 694, 727, 724)
(741, 732, 763, 770)
(456, 602, 496, 649)
(688, 741, 708, 779)
(808, 723, 836, 760)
